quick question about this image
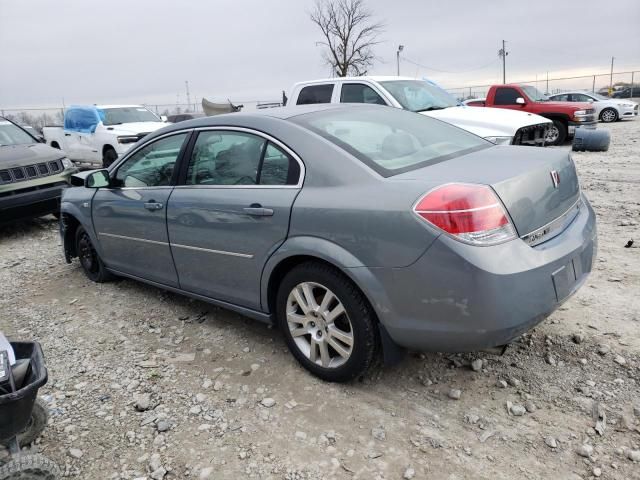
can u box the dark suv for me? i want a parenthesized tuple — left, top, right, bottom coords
(0, 117, 77, 223)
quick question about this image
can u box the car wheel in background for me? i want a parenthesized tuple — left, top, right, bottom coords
(277, 262, 379, 382)
(102, 147, 118, 168)
(75, 226, 114, 283)
(599, 108, 618, 123)
(545, 120, 567, 146)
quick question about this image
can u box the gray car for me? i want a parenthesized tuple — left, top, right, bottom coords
(60, 104, 597, 382)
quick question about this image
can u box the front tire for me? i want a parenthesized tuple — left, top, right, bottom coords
(599, 107, 618, 123)
(75, 226, 114, 283)
(276, 262, 379, 382)
(102, 147, 117, 168)
(0, 454, 60, 480)
(545, 119, 567, 146)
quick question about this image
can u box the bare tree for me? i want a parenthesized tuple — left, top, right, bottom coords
(310, 0, 384, 77)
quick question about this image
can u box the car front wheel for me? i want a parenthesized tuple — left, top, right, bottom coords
(277, 262, 379, 382)
(545, 120, 567, 145)
(75, 226, 114, 283)
(599, 107, 618, 123)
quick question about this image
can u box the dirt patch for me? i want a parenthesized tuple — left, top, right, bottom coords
(1, 120, 639, 479)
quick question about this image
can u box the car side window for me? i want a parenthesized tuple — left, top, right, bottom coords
(186, 131, 265, 186)
(572, 94, 592, 102)
(553, 94, 570, 102)
(296, 84, 334, 105)
(259, 143, 300, 186)
(494, 88, 520, 105)
(340, 83, 386, 105)
(114, 133, 188, 188)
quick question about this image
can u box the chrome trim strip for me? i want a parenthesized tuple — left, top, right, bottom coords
(521, 197, 582, 247)
(99, 232, 168, 246)
(108, 126, 306, 190)
(171, 243, 254, 259)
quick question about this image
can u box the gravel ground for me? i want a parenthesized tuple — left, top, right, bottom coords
(1, 120, 639, 480)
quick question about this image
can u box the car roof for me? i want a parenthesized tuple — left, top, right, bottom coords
(292, 76, 417, 87)
(154, 104, 383, 134)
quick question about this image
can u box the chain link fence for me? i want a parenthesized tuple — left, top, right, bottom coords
(445, 71, 639, 101)
(2, 70, 638, 131)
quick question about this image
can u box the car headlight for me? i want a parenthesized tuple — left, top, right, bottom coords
(484, 136, 512, 145)
(117, 135, 139, 144)
(573, 110, 587, 116)
(61, 157, 75, 169)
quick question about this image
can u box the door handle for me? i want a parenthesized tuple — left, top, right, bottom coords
(243, 205, 274, 216)
(144, 201, 164, 211)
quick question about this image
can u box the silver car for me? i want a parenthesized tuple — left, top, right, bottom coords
(548, 91, 638, 123)
(61, 105, 597, 382)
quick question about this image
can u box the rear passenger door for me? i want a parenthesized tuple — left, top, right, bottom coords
(167, 128, 304, 310)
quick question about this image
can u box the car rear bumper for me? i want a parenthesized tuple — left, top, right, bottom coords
(0, 182, 68, 223)
(363, 194, 597, 352)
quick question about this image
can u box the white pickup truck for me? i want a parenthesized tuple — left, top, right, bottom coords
(43, 105, 168, 167)
(287, 77, 552, 146)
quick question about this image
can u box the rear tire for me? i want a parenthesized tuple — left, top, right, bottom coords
(102, 147, 117, 168)
(0, 454, 60, 480)
(276, 262, 379, 382)
(545, 119, 567, 146)
(75, 226, 114, 283)
(599, 107, 618, 123)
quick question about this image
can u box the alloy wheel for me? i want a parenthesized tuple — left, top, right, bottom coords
(601, 109, 617, 122)
(545, 125, 559, 144)
(286, 282, 354, 368)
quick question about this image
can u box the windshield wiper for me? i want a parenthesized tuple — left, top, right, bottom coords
(414, 106, 447, 112)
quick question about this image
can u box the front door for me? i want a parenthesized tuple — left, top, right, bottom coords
(92, 132, 190, 286)
(167, 129, 303, 309)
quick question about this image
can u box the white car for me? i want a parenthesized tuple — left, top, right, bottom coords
(548, 91, 638, 123)
(43, 105, 168, 167)
(287, 77, 552, 146)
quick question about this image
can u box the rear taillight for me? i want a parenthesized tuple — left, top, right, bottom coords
(413, 183, 516, 245)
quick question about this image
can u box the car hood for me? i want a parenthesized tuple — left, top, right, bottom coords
(106, 121, 168, 135)
(538, 101, 593, 111)
(0, 143, 65, 169)
(422, 106, 551, 139)
(608, 98, 638, 106)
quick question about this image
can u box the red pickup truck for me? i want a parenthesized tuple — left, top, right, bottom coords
(470, 84, 597, 145)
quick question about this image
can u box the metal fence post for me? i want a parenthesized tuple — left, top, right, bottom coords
(631, 72, 635, 98)
(592, 76, 596, 93)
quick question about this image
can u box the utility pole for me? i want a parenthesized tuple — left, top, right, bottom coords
(396, 45, 404, 76)
(609, 57, 614, 96)
(498, 40, 508, 84)
(185, 81, 191, 112)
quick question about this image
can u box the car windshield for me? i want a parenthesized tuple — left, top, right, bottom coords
(0, 120, 36, 147)
(379, 80, 458, 112)
(521, 86, 549, 101)
(292, 106, 490, 177)
(100, 107, 160, 126)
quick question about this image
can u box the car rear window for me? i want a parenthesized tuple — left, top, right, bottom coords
(291, 106, 490, 177)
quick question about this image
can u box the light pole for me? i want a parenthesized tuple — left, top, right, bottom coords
(396, 45, 404, 76)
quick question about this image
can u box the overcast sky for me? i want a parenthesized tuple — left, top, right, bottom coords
(1, 0, 639, 109)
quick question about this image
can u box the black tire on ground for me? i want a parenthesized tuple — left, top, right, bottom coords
(102, 147, 117, 168)
(599, 107, 618, 123)
(0, 453, 60, 480)
(276, 261, 380, 382)
(14, 398, 48, 447)
(572, 128, 611, 152)
(545, 119, 567, 146)
(75, 225, 114, 283)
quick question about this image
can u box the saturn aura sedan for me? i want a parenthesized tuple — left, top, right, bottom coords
(60, 104, 597, 382)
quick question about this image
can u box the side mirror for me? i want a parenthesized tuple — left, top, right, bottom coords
(160, 115, 168, 122)
(516, 97, 526, 105)
(85, 169, 111, 188)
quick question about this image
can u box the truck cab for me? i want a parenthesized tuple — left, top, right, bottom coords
(43, 105, 167, 167)
(287, 77, 552, 147)
(478, 84, 598, 145)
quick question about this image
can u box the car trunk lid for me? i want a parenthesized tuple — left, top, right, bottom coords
(392, 145, 580, 237)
